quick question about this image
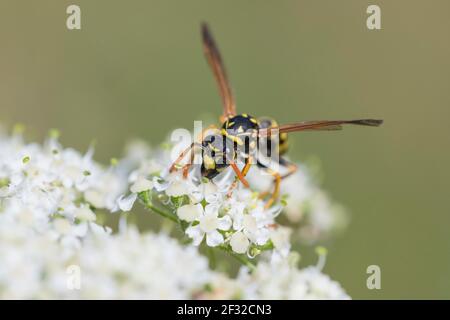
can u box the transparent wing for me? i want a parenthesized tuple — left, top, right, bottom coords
(259, 119, 383, 136)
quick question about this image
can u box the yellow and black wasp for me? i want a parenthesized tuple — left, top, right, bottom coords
(170, 23, 383, 207)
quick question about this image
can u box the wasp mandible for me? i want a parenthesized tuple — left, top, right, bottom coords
(170, 23, 383, 208)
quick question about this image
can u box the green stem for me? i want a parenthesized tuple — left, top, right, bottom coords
(218, 245, 256, 272)
(139, 192, 178, 223)
(230, 252, 256, 272)
(149, 205, 178, 223)
(207, 246, 217, 270)
(256, 240, 274, 251)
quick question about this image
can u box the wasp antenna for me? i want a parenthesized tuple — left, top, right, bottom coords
(201, 21, 209, 30)
(349, 119, 383, 127)
(201, 22, 212, 41)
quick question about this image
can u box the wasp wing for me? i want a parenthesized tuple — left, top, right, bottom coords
(259, 119, 383, 136)
(201, 23, 236, 119)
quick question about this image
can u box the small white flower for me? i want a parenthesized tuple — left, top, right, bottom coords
(116, 193, 138, 212)
(177, 203, 202, 222)
(166, 179, 190, 197)
(229, 231, 250, 254)
(186, 205, 232, 247)
(153, 170, 195, 197)
(74, 206, 96, 222)
(232, 212, 270, 247)
(84, 189, 106, 209)
(188, 181, 222, 204)
(53, 218, 72, 235)
(130, 177, 153, 193)
(270, 226, 291, 260)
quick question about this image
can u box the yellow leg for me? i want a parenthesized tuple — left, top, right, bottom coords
(258, 159, 297, 207)
(182, 142, 199, 178)
(227, 157, 252, 197)
(241, 158, 252, 176)
(258, 191, 270, 199)
(264, 169, 281, 209)
(280, 161, 298, 179)
(169, 142, 201, 173)
(229, 159, 250, 188)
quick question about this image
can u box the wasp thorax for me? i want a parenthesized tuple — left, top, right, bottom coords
(222, 114, 259, 159)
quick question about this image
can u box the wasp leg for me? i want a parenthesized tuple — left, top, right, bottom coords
(257, 157, 298, 187)
(182, 164, 191, 178)
(226, 157, 252, 197)
(255, 159, 281, 207)
(241, 157, 252, 176)
(258, 191, 270, 199)
(226, 179, 239, 198)
(264, 168, 281, 209)
(229, 159, 250, 188)
(169, 142, 202, 173)
(279, 157, 298, 179)
(182, 148, 197, 178)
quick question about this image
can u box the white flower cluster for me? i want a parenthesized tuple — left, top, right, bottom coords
(0, 130, 350, 299)
(0, 211, 348, 299)
(120, 138, 347, 256)
(237, 258, 350, 300)
(0, 215, 231, 299)
(120, 140, 291, 259)
(0, 129, 127, 248)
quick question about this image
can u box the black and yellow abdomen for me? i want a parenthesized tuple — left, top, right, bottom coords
(278, 132, 289, 155)
(258, 117, 289, 156)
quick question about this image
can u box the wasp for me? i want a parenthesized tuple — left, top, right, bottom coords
(169, 23, 382, 207)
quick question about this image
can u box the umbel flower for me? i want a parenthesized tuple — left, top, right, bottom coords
(237, 257, 350, 300)
(0, 127, 349, 299)
(119, 137, 346, 260)
(0, 127, 127, 247)
(118, 139, 288, 263)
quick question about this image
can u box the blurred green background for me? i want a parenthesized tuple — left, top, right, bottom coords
(1, 0, 449, 299)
